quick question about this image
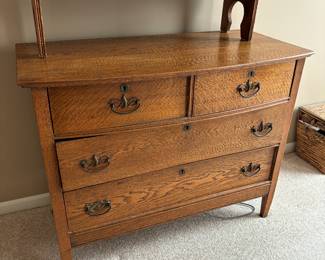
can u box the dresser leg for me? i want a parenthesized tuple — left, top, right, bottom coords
(32, 88, 73, 259)
(260, 194, 272, 217)
(60, 249, 73, 260)
(260, 59, 306, 218)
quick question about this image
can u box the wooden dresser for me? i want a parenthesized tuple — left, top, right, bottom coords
(16, 2, 312, 259)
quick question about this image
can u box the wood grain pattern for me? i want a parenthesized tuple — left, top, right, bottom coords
(51, 99, 289, 140)
(260, 59, 306, 217)
(16, 25, 312, 259)
(64, 147, 275, 232)
(57, 103, 287, 191)
(49, 78, 188, 136)
(296, 109, 325, 173)
(16, 31, 313, 88)
(194, 62, 295, 115)
(31, 88, 72, 260)
(70, 182, 270, 246)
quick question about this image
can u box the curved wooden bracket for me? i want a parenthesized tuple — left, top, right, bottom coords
(221, 0, 259, 41)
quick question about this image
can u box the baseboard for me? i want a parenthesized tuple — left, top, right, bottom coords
(285, 142, 296, 154)
(0, 142, 297, 216)
(0, 193, 50, 216)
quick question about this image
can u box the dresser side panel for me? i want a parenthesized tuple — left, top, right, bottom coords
(31, 88, 72, 259)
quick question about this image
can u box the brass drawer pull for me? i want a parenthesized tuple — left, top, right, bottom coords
(85, 200, 112, 216)
(237, 79, 261, 98)
(237, 70, 260, 98)
(240, 163, 261, 177)
(108, 84, 140, 114)
(80, 154, 111, 173)
(251, 121, 273, 137)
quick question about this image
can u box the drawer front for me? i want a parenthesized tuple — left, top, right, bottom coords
(57, 103, 287, 191)
(194, 62, 295, 115)
(65, 147, 275, 233)
(49, 78, 188, 136)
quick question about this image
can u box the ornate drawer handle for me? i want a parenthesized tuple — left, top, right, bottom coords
(108, 84, 140, 114)
(237, 70, 260, 98)
(240, 163, 261, 177)
(80, 154, 111, 173)
(85, 200, 112, 216)
(237, 79, 261, 98)
(251, 121, 273, 137)
(109, 95, 140, 114)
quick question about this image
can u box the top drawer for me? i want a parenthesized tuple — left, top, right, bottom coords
(49, 78, 188, 136)
(194, 62, 295, 116)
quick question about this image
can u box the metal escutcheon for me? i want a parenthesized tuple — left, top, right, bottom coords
(85, 200, 112, 216)
(240, 163, 261, 177)
(183, 124, 192, 131)
(179, 168, 186, 176)
(251, 121, 273, 137)
(237, 70, 261, 98)
(108, 84, 140, 115)
(80, 154, 111, 173)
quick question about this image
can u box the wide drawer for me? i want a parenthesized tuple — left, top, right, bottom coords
(56, 103, 287, 191)
(64, 147, 276, 233)
(194, 62, 295, 116)
(49, 77, 188, 136)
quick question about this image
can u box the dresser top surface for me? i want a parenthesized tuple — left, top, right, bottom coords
(16, 30, 313, 88)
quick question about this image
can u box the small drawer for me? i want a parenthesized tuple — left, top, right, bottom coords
(194, 62, 295, 116)
(56, 103, 287, 191)
(64, 147, 275, 233)
(49, 77, 188, 136)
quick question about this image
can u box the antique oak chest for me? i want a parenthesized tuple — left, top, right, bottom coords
(16, 1, 312, 259)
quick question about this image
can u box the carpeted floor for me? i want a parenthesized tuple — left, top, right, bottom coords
(1, 153, 324, 260)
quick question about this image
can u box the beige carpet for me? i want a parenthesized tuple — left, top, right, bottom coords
(1, 153, 324, 260)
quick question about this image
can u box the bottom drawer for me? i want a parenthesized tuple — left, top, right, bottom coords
(65, 147, 276, 233)
(71, 183, 270, 246)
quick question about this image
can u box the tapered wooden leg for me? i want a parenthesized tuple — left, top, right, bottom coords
(32, 88, 72, 259)
(260, 145, 285, 218)
(260, 59, 306, 218)
(221, 0, 259, 41)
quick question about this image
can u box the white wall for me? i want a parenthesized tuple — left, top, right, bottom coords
(254, 0, 325, 141)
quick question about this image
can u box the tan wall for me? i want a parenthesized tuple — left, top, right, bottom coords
(0, 0, 323, 202)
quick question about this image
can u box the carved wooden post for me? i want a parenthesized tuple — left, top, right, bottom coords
(221, 0, 259, 41)
(31, 0, 47, 58)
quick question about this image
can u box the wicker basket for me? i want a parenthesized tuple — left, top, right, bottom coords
(296, 103, 325, 174)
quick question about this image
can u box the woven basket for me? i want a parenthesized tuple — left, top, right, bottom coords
(296, 103, 325, 174)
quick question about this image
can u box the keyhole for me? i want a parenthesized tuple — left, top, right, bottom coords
(247, 70, 256, 78)
(179, 169, 186, 176)
(120, 84, 129, 93)
(183, 124, 192, 131)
